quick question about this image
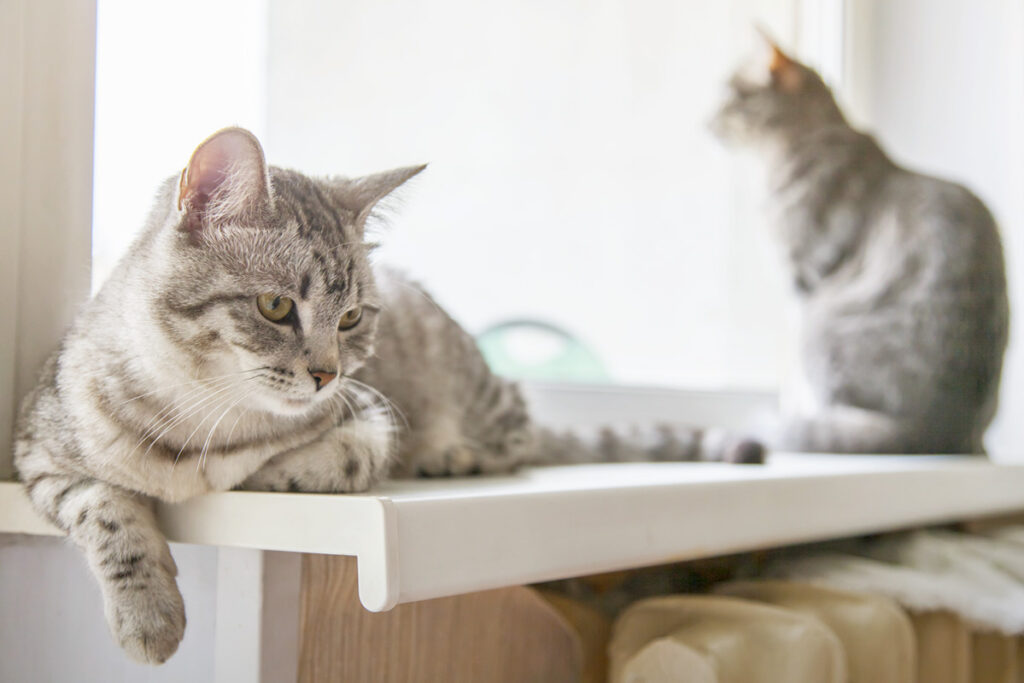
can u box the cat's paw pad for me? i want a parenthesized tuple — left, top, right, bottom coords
(105, 566, 186, 664)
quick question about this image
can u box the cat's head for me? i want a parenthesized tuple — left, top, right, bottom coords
(710, 34, 845, 147)
(157, 127, 423, 416)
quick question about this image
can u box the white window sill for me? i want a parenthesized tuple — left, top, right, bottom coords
(2, 454, 1023, 612)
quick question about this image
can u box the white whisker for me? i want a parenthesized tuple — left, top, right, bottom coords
(195, 389, 257, 474)
(344, 378, 407, 429)
(141, 378, 257, 459)
(172, 387, 250, 467)
(220, 407, 252, 463)
(113, 367, 268, 407)
(132, 372, 256, 449)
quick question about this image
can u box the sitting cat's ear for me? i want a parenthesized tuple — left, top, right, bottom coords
(177, 127, 272, 237)
(332, 165, 427, 230)
(754, 25, 803, 92)
(769, 47, 803, 92)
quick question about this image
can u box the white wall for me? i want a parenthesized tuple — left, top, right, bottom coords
(843, 0, 1024, 458)
(0, 539, 218, 682)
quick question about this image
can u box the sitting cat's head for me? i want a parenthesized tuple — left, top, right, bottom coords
(153, 127, 423, 415)
(710, 34, 845, 147)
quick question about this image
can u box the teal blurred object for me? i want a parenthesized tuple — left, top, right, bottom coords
(476, 319, 610, 382)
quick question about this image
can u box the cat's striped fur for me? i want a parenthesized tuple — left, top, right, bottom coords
(15, 128, 759, 663)
(712, 40, 1008, 453)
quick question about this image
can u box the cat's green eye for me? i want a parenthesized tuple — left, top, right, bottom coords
(338, 306, 363, 331)
(257, 294, 294, 322)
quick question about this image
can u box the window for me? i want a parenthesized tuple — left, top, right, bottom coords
(90, 0, 1024, 454)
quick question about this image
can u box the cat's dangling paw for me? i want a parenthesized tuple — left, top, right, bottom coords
(103, 559, 186, 664)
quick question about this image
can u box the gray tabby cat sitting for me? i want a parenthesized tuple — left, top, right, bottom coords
(14, 127, 758, 663)
(712, 39, 1008, 454)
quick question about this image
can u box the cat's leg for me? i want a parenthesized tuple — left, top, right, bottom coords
(22, 470, 185, 663)
(405, 413, 533, 477)
(241, 413, 394, 493)
(405, 380, 535, 477)
(400, 414, 475, 477)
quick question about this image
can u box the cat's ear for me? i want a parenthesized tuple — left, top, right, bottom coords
(334, 164, 427, 228)
(755, 26, 804, 92)
(177, 127, 272, 237)
(769, 46, 803, 92)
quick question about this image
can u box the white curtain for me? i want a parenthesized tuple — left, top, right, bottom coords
(0, 0, 95, 478)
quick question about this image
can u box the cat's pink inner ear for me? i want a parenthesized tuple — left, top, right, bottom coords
(768, 45, 803, 92)
(178, 127, 270, 232)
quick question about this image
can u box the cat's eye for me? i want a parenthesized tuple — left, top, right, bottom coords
(338, 307, 363, 331)
(257, 294, 294, 322)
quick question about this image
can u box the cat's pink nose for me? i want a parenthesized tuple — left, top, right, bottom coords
(309, 370, 337, 390)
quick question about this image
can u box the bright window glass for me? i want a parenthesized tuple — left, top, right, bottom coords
(93, 0, 812, 391)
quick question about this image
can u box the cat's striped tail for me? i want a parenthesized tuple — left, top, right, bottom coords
(529, 424, 765, 466)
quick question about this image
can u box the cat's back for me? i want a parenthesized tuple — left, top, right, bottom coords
(811, 163, 1009, 428)
(879, 168, 1006, 300)
(361, 266, 496, 399)
(369, 266, 477, 369)
(357, 266, 533, 475)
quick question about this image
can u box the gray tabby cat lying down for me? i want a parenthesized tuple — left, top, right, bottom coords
(14, 127, 760, 664)
(712, 39, 1008, 454)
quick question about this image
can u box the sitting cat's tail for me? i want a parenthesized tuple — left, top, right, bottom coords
(530, 424, 765, 466)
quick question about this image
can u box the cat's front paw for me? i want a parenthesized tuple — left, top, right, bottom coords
(103, 561, 186, 664)
(243, 417, 394, 493)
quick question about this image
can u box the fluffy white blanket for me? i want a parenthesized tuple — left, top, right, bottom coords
(766, 528, 1024, 634)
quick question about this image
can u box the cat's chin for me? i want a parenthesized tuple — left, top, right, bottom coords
(248, 393, 320, 418)
(277, 400, 321, 418)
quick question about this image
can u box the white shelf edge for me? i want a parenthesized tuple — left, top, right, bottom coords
(155, 490, 401, 612)
(1, 455, 1024, 612)
(0, 484, 401, 610)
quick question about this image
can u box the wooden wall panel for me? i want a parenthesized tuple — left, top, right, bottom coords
(298, 554, 582, 683)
